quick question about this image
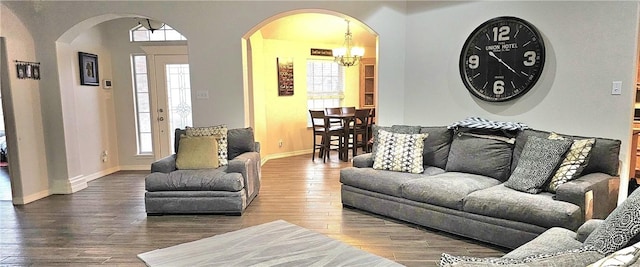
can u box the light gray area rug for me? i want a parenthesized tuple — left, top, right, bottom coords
(137, 220, 403, 267)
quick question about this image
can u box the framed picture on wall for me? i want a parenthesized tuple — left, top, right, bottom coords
(16, 63, 25, 79)
(78, 52, 99, 86)
(277, 57, 294, 96)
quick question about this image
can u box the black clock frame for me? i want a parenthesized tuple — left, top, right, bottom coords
(459, 16, 545, 102)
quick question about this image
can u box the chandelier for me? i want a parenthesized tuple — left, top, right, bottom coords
(137, 18, 165, 33)
(333, 20, 364, 67)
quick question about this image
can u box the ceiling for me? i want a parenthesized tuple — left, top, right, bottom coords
(258, 13, 377, 48)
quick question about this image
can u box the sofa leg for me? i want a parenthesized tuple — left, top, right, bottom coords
(146, 213, 164, 216)
(225, 212, 242, 216)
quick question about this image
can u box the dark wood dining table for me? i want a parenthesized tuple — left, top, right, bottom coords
(325, 113, 356, 161)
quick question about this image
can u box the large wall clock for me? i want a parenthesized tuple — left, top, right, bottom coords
(459, 16, 545, 102)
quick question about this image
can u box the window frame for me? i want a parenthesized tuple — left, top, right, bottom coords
(306, 59, 345, 126)
(131, 54, 153, 155)
(130, 24, 187, 42)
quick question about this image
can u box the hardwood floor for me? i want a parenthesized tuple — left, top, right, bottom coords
(0, 153, 506, 266)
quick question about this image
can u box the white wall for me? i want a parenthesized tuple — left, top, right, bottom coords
(53, 21, 119, 193)
(68, 23, 119, 181)
(0, 3, 49, 204)
(404, 1, 639, 201)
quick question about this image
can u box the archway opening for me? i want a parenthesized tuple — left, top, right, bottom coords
(242, 10, 379, 162)
(51, 14, 191, 195)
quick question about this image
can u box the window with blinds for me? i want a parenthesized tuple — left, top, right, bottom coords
(306, 59, 345, 112)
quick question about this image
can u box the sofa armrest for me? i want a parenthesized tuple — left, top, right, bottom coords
(227, 151, 261, 201)
(576, 219, 604, 243)
(555, 173, 619, 220)
(353, 153, 374, 168)
(151, 154, 177, 173)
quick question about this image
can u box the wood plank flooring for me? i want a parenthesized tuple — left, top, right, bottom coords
(0, 153, 506, 266)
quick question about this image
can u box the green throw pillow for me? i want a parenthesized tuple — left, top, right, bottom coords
(176, 136, 219, 169)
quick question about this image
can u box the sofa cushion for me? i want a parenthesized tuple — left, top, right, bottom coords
(227, 127, 255, 160)
(512, 129, 620, 176)
(372, 130, 428, 174)
(419, 126, 453, 169)
(145, 169, 244, 192)
(547, 133, 595, 193)
(504, 136, 572, 194)
(584, 188, 640, 255)
(340, 167, 432, 198)
(440, 246, 602, 267)
(175, 136, 220, 169)
(502, 227, 583, 259)
(371, 125, 421, 157)
(186, 125, 229, 166)
(445, 133, 513, 181)
(401, 172, 501, 210)
(463, 184, 582, 230)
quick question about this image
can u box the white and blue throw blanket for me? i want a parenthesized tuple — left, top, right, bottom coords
(447, 117, 529, 131)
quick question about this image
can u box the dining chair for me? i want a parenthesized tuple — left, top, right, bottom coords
(309, 110, 343, 162)
(351, 108, 372, 155)
(341, 106, 356, 115)
(366, 108, 376, 152)
(325, 107, 343, 127)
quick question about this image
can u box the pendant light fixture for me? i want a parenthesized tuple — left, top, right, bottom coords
(137, 18, 165, 33)
(333, 20, 364, 67)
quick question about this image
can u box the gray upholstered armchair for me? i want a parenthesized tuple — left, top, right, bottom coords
(144, 127, 261, 215)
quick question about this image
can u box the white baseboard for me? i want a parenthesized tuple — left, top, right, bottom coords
(13, 188, 50, 205)
(261, 149, 312, 165)
(119, 165, 151, 171)
(84, 166, 121, 182)
(69, 175, 88, 193)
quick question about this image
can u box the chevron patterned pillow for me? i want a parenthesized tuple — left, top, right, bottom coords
(372, 129, 428, 174)
(547, 133, 595, 193)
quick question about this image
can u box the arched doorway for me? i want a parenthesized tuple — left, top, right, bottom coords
(242, 10, 378, 162)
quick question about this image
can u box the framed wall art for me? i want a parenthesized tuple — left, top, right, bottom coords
(15, 60, 40, 80)
(78, 52, 100, 86)
(277, 57, 294, 96)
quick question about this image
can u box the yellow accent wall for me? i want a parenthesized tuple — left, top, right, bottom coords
(252, 36, 374, 159)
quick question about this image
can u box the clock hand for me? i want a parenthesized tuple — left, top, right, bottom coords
(488, 51, 519, 76)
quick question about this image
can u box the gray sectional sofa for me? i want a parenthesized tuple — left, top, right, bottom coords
(340, 125, 621, 249)
(145, 127, 261, 215)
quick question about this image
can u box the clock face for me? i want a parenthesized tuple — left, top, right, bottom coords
(460, 16, 545, 102)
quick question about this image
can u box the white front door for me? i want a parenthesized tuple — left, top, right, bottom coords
(150, 55, 192, 159)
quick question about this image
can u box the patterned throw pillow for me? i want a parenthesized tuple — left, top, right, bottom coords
(584, 188, 640, 255)
(371, 125, 421, 157)
(440, 246, 602, 267)
(504, 136, 572, 194)
(547, 133, 595, 193)
(588, 240, 640, 267)
(372, 129, 428, 174)
(185, 125, 228, 166)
